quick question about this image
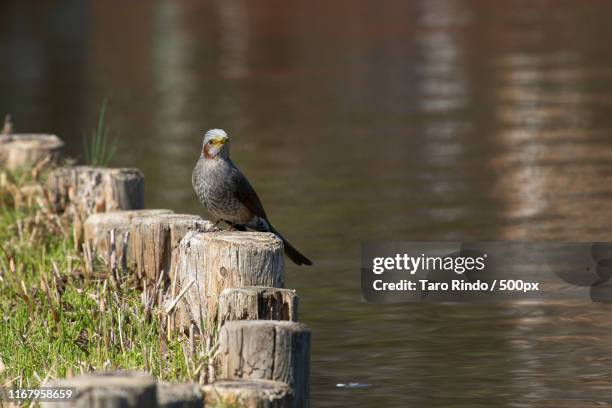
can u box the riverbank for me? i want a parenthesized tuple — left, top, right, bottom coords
(0, 168, 199, 387)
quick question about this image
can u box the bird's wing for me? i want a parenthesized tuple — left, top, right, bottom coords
(231, 165, 268, 219)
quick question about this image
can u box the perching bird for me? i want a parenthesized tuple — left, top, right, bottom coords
(192, 129, 312, 266)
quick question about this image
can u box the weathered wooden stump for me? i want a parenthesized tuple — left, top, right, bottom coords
(202, 379, 294, 408)
(43, 371, 157, 408)
(0, 133, 64, 170)
(47, 166, 145, 217)
(84, 209, 174, 264)
(175, 231, 284, 331)
(156, 382, 203, 408)
(130, 214, 215, 283)
(218, 287, 299, 327)
(215, 321, 310, 407)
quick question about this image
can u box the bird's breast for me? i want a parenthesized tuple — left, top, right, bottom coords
(193, 159, 252, 223)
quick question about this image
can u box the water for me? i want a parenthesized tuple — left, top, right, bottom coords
(2, 1, 612, 406)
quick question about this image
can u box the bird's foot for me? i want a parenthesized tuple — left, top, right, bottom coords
(226, 223, 246, 232)
(206, 219, 224, 232)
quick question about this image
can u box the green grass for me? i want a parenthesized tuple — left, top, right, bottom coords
(0, 170, 209, 390)
(83, 99, 118, 167)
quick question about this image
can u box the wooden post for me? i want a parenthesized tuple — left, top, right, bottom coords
(214, 321, 310, 407)
(156, 382, 203, 408)
(130, 214, 216, 283)
(43, 371, 157, 408)
(47, 166, 145, 218)
(218, 287, 298, 327)
(84, 209, 174, 264)
(202, 380, 294, 408)
(175, 231, 284, 331)
(0, 133, 64, 170)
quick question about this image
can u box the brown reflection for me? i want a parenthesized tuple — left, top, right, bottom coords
(492, 51, 612, 240)
(415, 0, 471, 232)
(416, 0, 470, 113)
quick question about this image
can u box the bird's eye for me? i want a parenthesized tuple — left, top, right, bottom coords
(208, 140, 214, 145)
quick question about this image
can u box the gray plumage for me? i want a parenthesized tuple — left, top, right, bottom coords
(192, 129, 312, 266)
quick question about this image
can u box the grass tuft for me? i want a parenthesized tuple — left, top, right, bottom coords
(83, 99, 118, 167)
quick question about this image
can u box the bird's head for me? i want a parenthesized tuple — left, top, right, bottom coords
(202, 129, 230, 159)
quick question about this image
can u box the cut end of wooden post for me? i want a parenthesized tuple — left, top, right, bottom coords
(0, 133, 64, 170)
(203, 230, 285, 249)
(202, 379, 294, 408)
(44, 371, 157, 407)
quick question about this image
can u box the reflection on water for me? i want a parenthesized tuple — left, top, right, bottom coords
(2, 0, 612, 406)
(493, 51, 612, 240)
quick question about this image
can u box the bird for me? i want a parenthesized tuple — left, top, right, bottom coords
(192, 129, 312, 266)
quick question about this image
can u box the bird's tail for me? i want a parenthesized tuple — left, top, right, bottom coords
(268, 224, 313, 266)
